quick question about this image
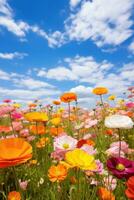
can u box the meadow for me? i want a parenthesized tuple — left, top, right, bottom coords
(0, 87, 134, 200)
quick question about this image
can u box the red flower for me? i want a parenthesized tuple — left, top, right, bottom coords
(125, 176, 134, 200)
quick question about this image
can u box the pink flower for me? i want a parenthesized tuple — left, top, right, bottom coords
(80, 144, 97, 155)
(103, 175, 117, 191)
(106, 141, 129, 157)
(110, 141, 129, 153)
(12, 121, 23, 131)
(51, 149, 65, 161)
(19, 180, 28, 190)
(11, 111, 23, 120)
(54, 135, 77, 151)
(19, 129, 30, 137)
(126, 102, 134, 109)
(0, 105, 14, 117)
(26, 136, 36, 142)
(84, 119, 98, 128)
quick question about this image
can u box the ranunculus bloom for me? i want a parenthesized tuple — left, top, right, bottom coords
(0, 125, 11, 133)
(50, 117, 61, 126)
(24, 112, 48, 122)
(108, 95, 116, 101)
(53, 100, 61, 105)
(29, 124, 46, 135)
(3, 99, 12, 103)
(0, 138, 32, 168)
(65, 148, 97, 170)
(105, 114, 133, 129)
(8, 191, 21, 200)
(11, 111, 23, 120)
(12, 121, 23, 131)
(50, 127, 64, 136)
(54, 135, 77, 151)
(98, 187, 115, 200)
(92, 87, 108, 95)
(48, 164, 67, 182)
(107, 157, 134, 179)
(126, 102, 134, 108)
(84, 119, 98, 128)
(77, 139, 95, 148)
(60, 92, 77, 103)
(106, 141, 129, 157)
(125, 176, 134, 200)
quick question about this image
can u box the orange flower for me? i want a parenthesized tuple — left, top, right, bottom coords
(50, 127, 64, 136)
(36, 137, 49, 148)
(125, 176, 134, 200)
(92, 87, 108, 95)
(53, 100, 61, 105)
(98, 187, 115, 200)
(8, 191, 21, 200)
(0, 126, 11, 133)
(60, 92, 77, 103)
(28, 103, 37, 108)
(105, 129, 113, 136)
(0, 138, 32, 168)
(48, 164, 67, 182)
(30, 124, 46, 135)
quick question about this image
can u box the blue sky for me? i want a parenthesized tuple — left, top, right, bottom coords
(0, 0, 134, 107)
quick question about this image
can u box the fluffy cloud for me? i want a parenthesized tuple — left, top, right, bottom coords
(37, 55, 113, 83)
(65, 0, 134, 47)
(13, 77, 55, 90)
(0, 0, 133, 48)
(0, 52, 28, 59)
(46, 66, 77, 81)
(36, 55, 134, 98)
(0, 69, 10, 80)
(0, 87, 60, 101)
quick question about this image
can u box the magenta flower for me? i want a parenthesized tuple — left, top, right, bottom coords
(107, 157, 134, 179)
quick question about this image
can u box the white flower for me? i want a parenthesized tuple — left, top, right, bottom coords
(105, 114, 133, 129)
(54, 135, 77, 150)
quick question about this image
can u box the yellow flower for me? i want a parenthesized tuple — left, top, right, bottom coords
(29, 159, 38, 165)
(36, 137, 49, 148)
(50, 117, 61, 126)
(108, 95, 116, 101)
(57, 107, 64, 113)
(92, 87, 108, 95)
(118, 99, 125, 105)
(13, 103, 21, 108)
(65, 149, 97, 170)
(24, 112, 48, 122)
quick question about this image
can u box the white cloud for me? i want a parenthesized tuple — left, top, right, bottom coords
(70, 85, 92, 98)
(1, 0, 133, 48)
(0, 0, 12, 17)
(36, 55, 134, 101)
(0, 52, 28, 59)
(128, 40, 134, 54)
(46, 66, 77, 81)
(13, 77, 55, 90)
(70, 0, 82, 8)
(0, 69, 10, 80)
(0, 87, 61, 101)
(65, 0, 134, 47)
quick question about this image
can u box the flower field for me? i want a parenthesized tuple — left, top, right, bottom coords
(0, 87, 134, 200)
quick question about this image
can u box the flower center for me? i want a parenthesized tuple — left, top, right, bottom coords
(116, 163, 125, 171)
(63, 143, 69, 149)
